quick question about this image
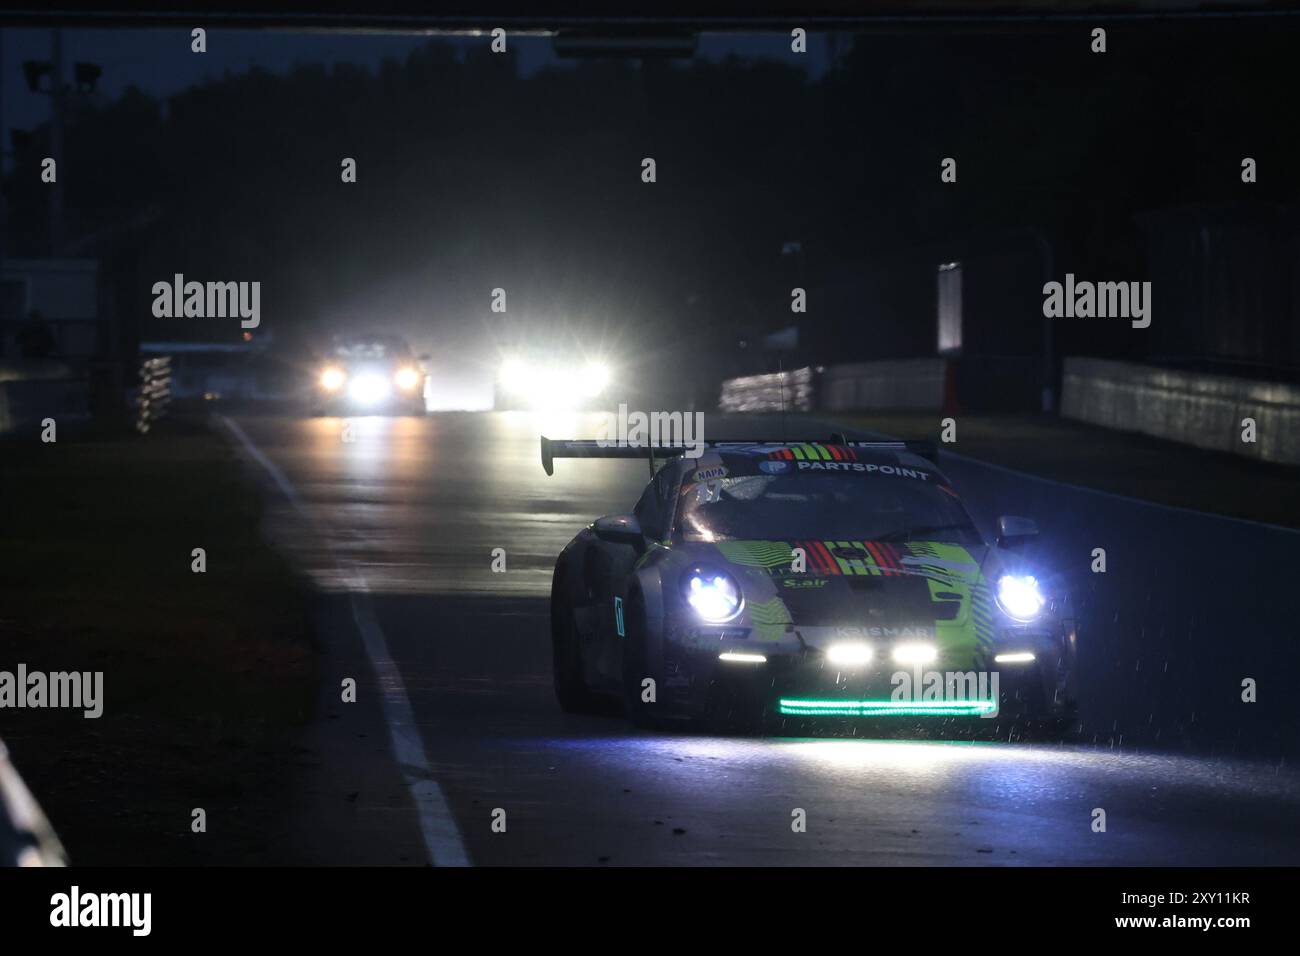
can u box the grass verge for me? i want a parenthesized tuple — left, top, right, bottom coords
(0, 417, 318, 864)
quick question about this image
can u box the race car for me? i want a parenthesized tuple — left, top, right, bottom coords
(543, 436, 1078, 733)
(494, 353, 613, 411)
(311, 333, 427, 416)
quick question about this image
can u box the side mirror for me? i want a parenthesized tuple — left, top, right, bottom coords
(593, 513, 644, 547)
(997, 515, 1039, 548)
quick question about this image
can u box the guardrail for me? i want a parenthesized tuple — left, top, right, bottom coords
(136, 355, 172, 434)
(0, 738, 66, 867)
(0, 360, 91, 436)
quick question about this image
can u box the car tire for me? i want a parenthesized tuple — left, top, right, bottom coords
(551, 594, 603, 714)
(621, 589, 661, 728)
(1051, 700, 1080, 741)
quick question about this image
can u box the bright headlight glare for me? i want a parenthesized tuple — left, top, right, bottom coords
(826, 642, 873, 667)
(997, 574, 1045, 621)
(683, 569, 743, 623)
(500, 359, 530, 389)
(348, 373, 391, 405)
(395, 366, 421, 391)
(582, 362, 610, 396)
(892, 643, 937, 665)
(320, 367, 345, 391)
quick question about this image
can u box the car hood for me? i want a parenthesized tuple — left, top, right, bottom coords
(659, 538, 998, 659)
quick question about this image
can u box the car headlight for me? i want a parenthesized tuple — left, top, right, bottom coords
(996, 574, 1045, 622)
(394, 366, 421, 391)
(581, 362, 610, 397)
(348, 373, 391, 405)
(682, 568, 744, 623)
(499, 358, 531, 391)
(320, 367, 346, 391)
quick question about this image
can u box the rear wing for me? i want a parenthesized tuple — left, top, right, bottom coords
(540, 435, 938, 476)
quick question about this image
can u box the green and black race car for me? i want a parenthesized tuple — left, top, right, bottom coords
(543, 437, 1078, 733)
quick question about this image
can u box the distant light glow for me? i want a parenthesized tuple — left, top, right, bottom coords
(394, 366, 421, 391)
(825, 642, 873, 666)
(779, 698, 995, 717)
(718, 652, 766, 664)
(581, 362, 611, 397)
(892, 643, 937, 665)
(320, 367, 346, 391)
(994, 652, 1036, 664)
(498, 357, 613, 409)
(349, 373, 391, 405)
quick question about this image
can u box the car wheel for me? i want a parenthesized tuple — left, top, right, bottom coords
(551, 594, 603, 714)
(621, 590, 662, 728)
(1051, 700, 1080, 741)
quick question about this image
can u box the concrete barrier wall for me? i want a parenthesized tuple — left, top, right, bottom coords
(0, 361, 90, 436)
(821, 358, 947, 411)
(719, 359, 949, 414)
(1062, 356, 1300, 465)
(719, 367, 815, 413)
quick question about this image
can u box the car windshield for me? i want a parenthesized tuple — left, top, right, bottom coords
(674, 472, 980, 545)
(334, 338, 410, 360)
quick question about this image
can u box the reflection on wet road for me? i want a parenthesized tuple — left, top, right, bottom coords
(231, 411, 1300, 865)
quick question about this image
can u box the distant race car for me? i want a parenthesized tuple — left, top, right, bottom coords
(312, 333, 427, 416)
(543, 436, 1078, 733)
(494, 352, 613, 411)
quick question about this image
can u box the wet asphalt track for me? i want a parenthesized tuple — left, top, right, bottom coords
(228, 411, 1300, 866)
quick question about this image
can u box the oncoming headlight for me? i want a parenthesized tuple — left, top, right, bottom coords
(320, 367, 346, 391)
(394, 366, 421, 391)
(682, 568, 744, 623)
(996, 574, 1045, 622)
(581, 362, 611, 397)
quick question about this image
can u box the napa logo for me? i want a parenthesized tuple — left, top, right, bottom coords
(760, 459, 791, 475)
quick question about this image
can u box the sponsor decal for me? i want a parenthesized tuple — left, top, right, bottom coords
(693, 464, 728, 481)
(782, 577, 828, 589)
(767, 443, 859, 462)
(746, 596, 794, 641)
(834, 625, 934, 640)
(759, 459, 791, 474)
(795, 461, 930, 478)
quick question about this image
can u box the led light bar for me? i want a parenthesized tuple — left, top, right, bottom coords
(994, 652, 1036, 664)
(719, 652, 767, 664)
(778, 698, 996, 717)
(891, 643, 937, 665)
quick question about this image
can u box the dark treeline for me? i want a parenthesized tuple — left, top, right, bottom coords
(3, 21, 1296, 377)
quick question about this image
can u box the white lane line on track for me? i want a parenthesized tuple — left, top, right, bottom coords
(216, 415, 470, 867)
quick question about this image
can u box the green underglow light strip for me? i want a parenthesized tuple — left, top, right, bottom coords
(778, 698, 996, 717)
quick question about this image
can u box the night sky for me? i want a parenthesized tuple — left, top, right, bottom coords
(1, 27, 830, 164)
